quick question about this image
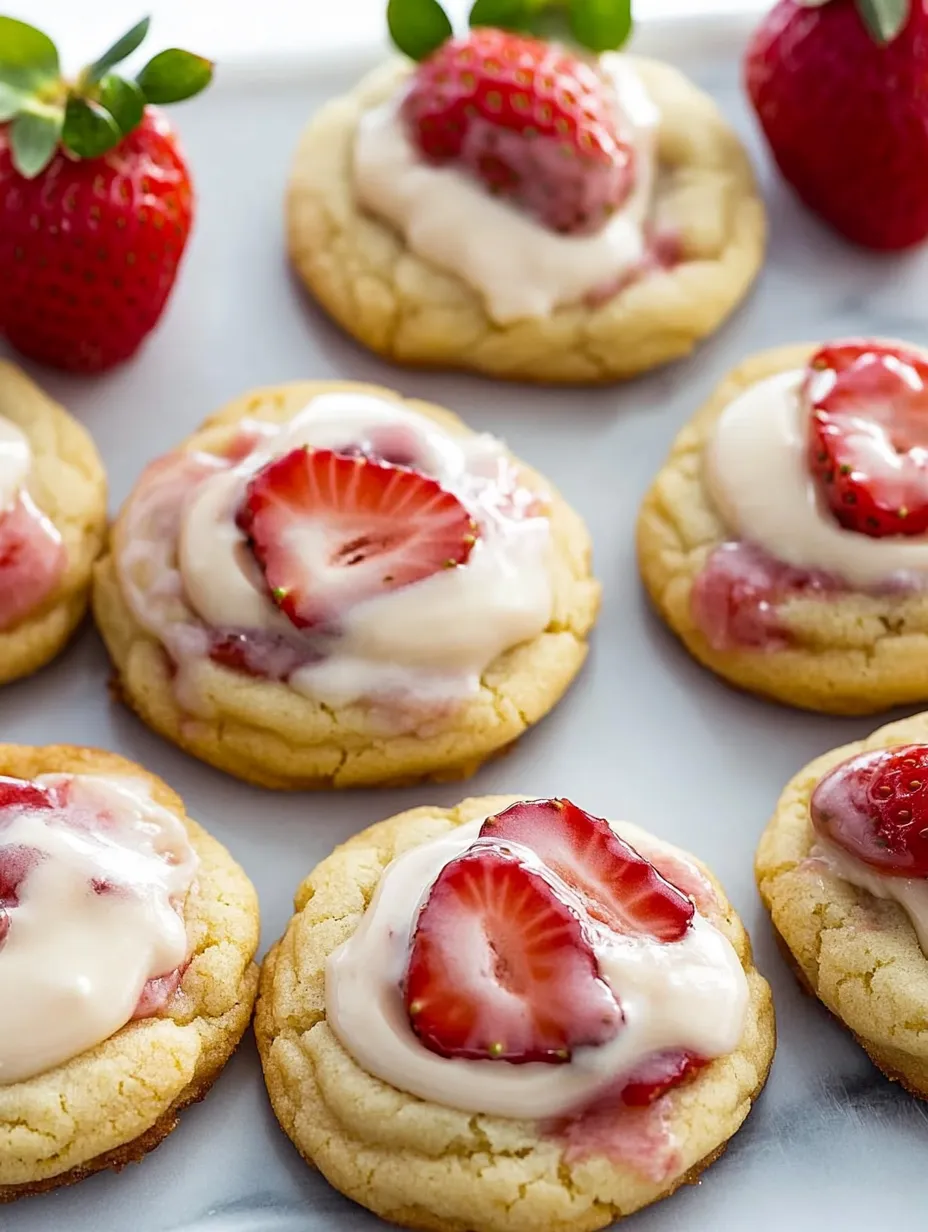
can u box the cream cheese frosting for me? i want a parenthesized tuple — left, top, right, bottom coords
(0, 775, 197, 1085)
(352, 54, 660, 324)
(0, 415, 31, 513)
(812, 833, 928, 955)
(326, 817, 748, 1119)
(707, 369, 928, 590)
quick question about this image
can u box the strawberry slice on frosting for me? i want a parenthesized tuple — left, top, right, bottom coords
(236, 447, 479, 631)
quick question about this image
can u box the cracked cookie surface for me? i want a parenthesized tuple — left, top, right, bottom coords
(0, 744, 260, 1200)
(637, 342, 928, 714)
(287, 57, 765, 385)
(0, 363, 107, 686)
(757, 712, 928, 1098)
(256, 795, 775, 1232)
(92, 381, 600, 790)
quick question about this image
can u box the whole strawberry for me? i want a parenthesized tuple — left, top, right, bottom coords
(0, 16, 212, 372)
(745, 0, 928, 250)
(387, 0, 635, 235)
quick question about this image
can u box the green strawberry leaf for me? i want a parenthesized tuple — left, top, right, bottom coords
(0, 80, 27, 121)
(61, 96, 123, 160)
(567, 0, 632, 51)
(84, 16, 151, 84)
(855, 0, 909, 43)
(98, 73, 145, 134)
(136, 48, 213, 103)
(10, 107, 63, 178)
(387, 0, 453, 61)
(469, 0, 532, 29)
(0, 16, 59, 90)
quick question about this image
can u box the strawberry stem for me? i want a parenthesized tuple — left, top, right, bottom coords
(855, 0, 910, 43)
(0, 12, 213, 179)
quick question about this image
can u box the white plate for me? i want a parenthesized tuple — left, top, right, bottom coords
(4, 11, 928, 1232)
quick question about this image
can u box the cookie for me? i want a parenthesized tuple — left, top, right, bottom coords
(0, 744, 260, 1200)
(0, 363, 107, 685)
(287, 49, 765, 385)
(638, 338, 928, 714)
(257, 795, 775, 1232)
(756, 711, 928, 1098)
(93, 380, 600, 789)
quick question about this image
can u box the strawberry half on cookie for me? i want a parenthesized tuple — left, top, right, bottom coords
(405, 844, 624, 1063)
(400, 24, 635, 235)
(480, 797, 695, 941)
(805, 341, 928, 538)
(811, 744, 928, 877)
(745, 0, 928, 249)
(236, 447, 479, 630)
(0, 16, 212, 371)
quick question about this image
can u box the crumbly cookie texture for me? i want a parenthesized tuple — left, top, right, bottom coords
(0, 744, 260, 1200)
(757, 712, 928, 1099)
(92, 381, 600, 790)
(287, 57, 766, 385)
(637, 340, 928, 714)
(256, 795, 775, 1232)
(0, 363, 107, 685)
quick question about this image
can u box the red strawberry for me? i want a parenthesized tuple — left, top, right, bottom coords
(745, 0, 928, 250)
(404, 845, 622, 1063)
(0, 16, 212, 372)
(132, 966, 186, 1020)
(619, 1050, 705, 1107)
(480, 799, 695, 942)
(207, 628, 315, 680)
(0, 844, 44, 948)
(0, 776, 54, 817)
(812, 744, 928, 876)
(237, 448, 478, 630)
(0, 495, 67, 632)
(402, 28, 634, 235)
(805, 341, 928, 537)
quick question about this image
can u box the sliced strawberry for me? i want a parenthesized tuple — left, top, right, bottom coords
(480, 799, 694, 942)
(0, 494, 67, 632)
(806, 341, 928, 538)
(404, 846, 622, 1064)
(0, 776, 54, 819)
(0, 843, 43, 905)
(811, 744, 928, 877)
(619, 1050, 706, 1107)
(237, 448, 478, 630)
(207, 628, 316, 680)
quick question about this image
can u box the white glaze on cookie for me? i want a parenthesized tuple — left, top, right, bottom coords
(0, 775, 197, 1084)
(0, 416, 30, 513)
(326, 817, 747, 1119)
(707, 370, 928, 590)
(119, 392, 552, 709)
(352, 55, 659, 324)
(811, 833, 928, 953)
